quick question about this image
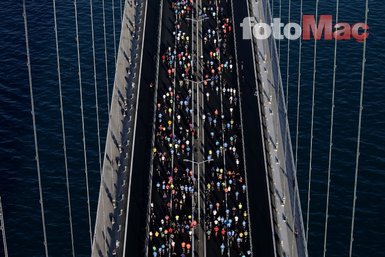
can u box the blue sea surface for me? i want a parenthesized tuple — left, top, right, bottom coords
(0, 0, 122, 256)
(0, 0, 384, 256)
(276, 0, 385, 256)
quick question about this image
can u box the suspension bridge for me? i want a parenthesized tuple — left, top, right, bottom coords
(0, 0, 369, 256)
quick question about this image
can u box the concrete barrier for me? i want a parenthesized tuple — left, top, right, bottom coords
(91, 0, 146, 256)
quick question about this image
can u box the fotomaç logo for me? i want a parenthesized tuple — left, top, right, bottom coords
(241, 15, 369, 42)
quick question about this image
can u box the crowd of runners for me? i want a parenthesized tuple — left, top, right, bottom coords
(201, 1, 251, 256)
(148, 0, 251, 256)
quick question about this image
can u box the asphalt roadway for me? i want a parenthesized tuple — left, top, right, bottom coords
(149, 0, 195, 256)
(122, 0, 275, 256)
(123, 0, 159, 255)
(201, 0, 275, 256)
(231, 0, 276, 256)
(201, 1, 252, 256)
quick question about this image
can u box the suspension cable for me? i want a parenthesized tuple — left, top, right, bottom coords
(282, 0, 291, 212)
(289, 0, 304, 254)
(89, 1, 106, 253)
(101, 0, 110, 114)
(323, 1, 339, 256)
(0, 196, 8, 257)
(349, 1, 368, 255)
(306, 0, 319, 243)
(90, 0, 102, 175)
(74, 0, 93, 249)
(120, 0, 122, 22)
(276, 0, 287, 207)
(52, 0, 76, 255)
(278, 0, 281, 58)
(285, 0, 291, 109)
(112, 0, 117, 65)
(23, 1, 49, 255)
(295, 0, 303, 170)
(280, 0, 292, 252)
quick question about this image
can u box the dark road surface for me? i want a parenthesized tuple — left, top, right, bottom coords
(122, 0, 275, 256)
(232, 0, 275, 256)
(123, 0, 160, 256)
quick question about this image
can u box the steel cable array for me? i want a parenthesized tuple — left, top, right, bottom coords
(23, 0, 49, 255)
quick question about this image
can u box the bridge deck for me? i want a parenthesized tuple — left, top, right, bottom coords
(119, 0, 277, 256)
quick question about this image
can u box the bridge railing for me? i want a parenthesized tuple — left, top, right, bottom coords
(262, 1, 308, 256)
(248, 0, 308, 256)
(91, 0, 146, 256)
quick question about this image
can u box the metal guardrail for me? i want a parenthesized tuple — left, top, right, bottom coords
(246, 0, 308, 256)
